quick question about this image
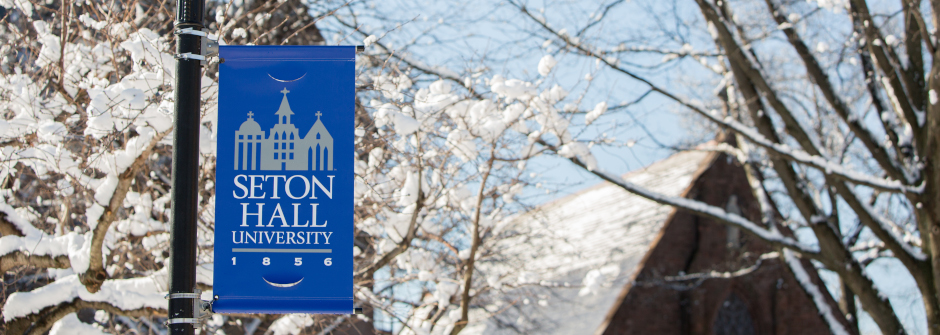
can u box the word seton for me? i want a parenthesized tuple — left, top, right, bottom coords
(233, 174, 334, 200)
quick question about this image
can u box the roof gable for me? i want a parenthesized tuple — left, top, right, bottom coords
(472, 150, 716, 334)
(506, 150, 714, 277)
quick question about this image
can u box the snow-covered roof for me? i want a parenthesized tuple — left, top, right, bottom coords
(472, 149, 715, 335)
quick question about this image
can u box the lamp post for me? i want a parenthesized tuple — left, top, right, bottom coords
(168, 0, 205, 333)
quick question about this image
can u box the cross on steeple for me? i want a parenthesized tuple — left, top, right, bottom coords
(247, 111, 254, 119)
(316, 111, 322, 118)
(281, 88, 290, 94)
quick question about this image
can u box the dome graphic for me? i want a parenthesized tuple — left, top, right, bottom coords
(233, 88, 334, 171)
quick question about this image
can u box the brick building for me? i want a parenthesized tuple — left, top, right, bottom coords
(473, 143, 854, 335)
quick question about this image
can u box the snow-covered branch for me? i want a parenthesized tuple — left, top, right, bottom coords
(79, 128, 171, 292)
(764, 0, 912, 184)
(546, 141, 817, 256)
(702, 110, 920, 194)
(783, 250, 851, 335)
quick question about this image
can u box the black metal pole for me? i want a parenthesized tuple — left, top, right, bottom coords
(169, 0, 204, 334)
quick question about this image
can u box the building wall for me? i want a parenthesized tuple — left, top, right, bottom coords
(599, 153, 854, 335)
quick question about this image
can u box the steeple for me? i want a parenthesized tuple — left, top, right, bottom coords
(275, 88, 294, 125)
(275, 87, 294, 117)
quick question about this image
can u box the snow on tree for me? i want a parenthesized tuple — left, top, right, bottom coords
(325, 0, 940, 334)
(465, 0, 940, 334)
(9, 0, 938, 334)
(0, 0, 558, 333)
(0, 0, 373, 333)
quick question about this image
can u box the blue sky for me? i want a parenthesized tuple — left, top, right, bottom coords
(318, 0, 928, 333)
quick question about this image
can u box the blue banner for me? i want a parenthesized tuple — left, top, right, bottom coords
(213, 46, 355, 314)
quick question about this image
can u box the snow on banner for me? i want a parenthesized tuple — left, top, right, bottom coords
(213, 46, 355, 314)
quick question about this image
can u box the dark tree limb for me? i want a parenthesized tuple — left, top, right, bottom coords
(79, 129, 170, 292)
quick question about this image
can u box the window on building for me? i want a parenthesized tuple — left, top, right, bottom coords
(274, 153, 278, 159)
(290, 143, 294, 149)
(317, 133, 321, 139)
(274, 143, 278, 149)
(289, 153, 294, 159)
(713, 292, 755, 335)
(239, 135, 243, 139)
(282, 153, 286, 159)
(274, 133, 279, 140)
(290, 133, 294, 140)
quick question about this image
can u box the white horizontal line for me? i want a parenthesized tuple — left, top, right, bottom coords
(232, 248, 332, 253)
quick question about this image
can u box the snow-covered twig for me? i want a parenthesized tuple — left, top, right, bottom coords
(636, 252, 780, 291)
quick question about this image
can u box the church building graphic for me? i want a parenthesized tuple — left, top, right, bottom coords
(234, 88, 334, 171)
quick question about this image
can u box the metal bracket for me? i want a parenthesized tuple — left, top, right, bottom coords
(165, 289, 214, 326)
(174, 28, 219, 65)
(206, 39, 219, 57)
(175, 52, 206, 61)
(167, 318, 200, 325)
(166, 292, 201, 299)
(175, 27, 207, 37)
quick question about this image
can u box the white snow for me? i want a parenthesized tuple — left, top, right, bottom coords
(885, 35, 898, 46)
(490, 75, 536, 101)
(584, 101, 608, 125)
(701, 109, 918, 193)
(364, 35, 378, 47)
(477, 150, 712, 334)
(269, 314, 315, 335)
(49, 313, 107, 335)
(399, 172, 422, 206)
(232, 28, 247, 39)
(94, 174, 119, 206)
(435, 281, 461, 307)
(557, 142, 597, 171)
(392, 113, 420, 135)
(3, 272, 165, 321)
(0, 21, 223, 329)
(0, 202, 41, 237)
(446, 129, 478, 162)
(0, 232, 83, 261)
(594, 166, 811, 252)
(537, 55, 557, 76)
(32, 21, 62, 68)
(578, 265, 620, 296)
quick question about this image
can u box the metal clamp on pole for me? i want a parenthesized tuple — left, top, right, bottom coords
(165, 289, 214, 326)
(166, 292, 201, 299)
(176, 52, 206, 61)
(167, 318, 200, 325)
(174, 28, 218, 65)
(175, 27, 207, 37)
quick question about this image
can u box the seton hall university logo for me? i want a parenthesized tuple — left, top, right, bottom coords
(234, 88, 334, 171)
